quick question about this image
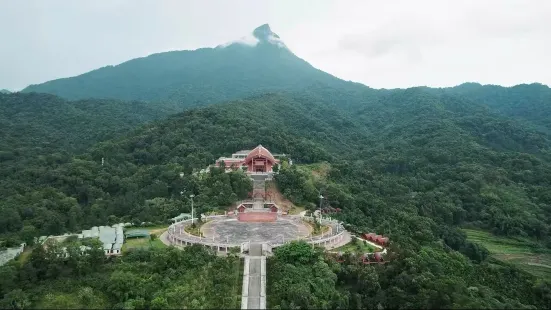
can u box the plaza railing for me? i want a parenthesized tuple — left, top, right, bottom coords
(166, 213, 347, 251)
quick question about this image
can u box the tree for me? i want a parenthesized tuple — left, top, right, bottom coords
(1, 289, 30, 309)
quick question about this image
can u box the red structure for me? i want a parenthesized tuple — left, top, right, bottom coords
(238, 212, 277, 222)
(321, 207, 341, 214)
(362, 233, 390, 246)
(360, 252, 385, 264)
(377, 237, 389, 245)
(362, 233, 376, 241)
(215, 145, 281, 173)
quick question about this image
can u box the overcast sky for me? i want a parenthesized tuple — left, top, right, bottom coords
(1, 0, 550, 91)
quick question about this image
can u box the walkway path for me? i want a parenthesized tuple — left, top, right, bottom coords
(325, 231, 351, 250)
(160, 230, 172, 247)
(241, 243, 266, 309)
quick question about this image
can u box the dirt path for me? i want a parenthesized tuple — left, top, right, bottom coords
(266, 181, 302, 213)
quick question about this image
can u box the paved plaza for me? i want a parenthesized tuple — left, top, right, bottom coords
(201, 218, 310, 244)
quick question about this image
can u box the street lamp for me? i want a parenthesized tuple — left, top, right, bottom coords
(190, 194, 195, 225)
(318, 193, 324, 223)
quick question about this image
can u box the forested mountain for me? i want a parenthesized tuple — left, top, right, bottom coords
(0, 89, 10, 94)
(0, 93, 364, 239)
(3, 21, 551, 309)
(433, 83, 551, 134)
(22, 24, 361, 108)
(0, 92, 180, 157)
(2, 90, 551, 308)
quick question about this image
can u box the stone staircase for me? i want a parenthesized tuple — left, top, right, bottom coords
(241, 243, 266, 309)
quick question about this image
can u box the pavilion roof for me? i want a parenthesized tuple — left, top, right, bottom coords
(244, 145, 277, 164)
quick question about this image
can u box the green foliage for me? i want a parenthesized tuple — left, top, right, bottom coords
(435, 82, 551, 134)
(268, 242, 347, 309)
(0, 92, 179, 158)
(2, 46, 551, 308)
(0, 245, 242, 309)
(21, 36, 357, 110)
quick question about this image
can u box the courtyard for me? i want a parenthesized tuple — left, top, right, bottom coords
(200, 218, 310, 244)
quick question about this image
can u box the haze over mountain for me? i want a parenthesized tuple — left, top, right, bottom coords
(23, 24, 359, 108)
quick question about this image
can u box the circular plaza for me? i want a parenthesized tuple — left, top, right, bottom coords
(166, 213, 347, 254)
(201, 217, 310, 244)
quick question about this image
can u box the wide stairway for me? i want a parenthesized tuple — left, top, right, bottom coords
(252, 174, 266, 210)
(241, 243, 266, 309)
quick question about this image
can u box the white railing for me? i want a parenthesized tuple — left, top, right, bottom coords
(167, 214, 347, 250)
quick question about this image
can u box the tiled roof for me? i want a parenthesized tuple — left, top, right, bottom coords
(244, 145, 277, 164)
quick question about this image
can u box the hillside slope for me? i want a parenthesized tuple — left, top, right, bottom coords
(430, 83, 551, 133)
(0, 92, 180, 157)
(1, 91, 551, 308)
(22, 24, 365, 109)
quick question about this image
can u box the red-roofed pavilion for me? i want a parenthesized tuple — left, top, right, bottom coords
(216, 145, 280, 173)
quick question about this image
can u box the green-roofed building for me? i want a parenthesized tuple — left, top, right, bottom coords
(125, 230, 150, 239)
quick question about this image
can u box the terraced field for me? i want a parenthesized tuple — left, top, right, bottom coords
(464, 229, 551, 280)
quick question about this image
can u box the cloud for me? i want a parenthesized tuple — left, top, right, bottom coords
(219, 34, 260, 48)
(0, 0, 550, 90)
(336, 0, 550, 57)
(338, 33, 425, 63)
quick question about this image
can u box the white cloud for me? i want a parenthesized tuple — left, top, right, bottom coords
(0, 0, 549, 90)
(219, 34, 260, 48)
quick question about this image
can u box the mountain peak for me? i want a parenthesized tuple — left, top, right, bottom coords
(218, 24, 286, 49)
(252, 24, 279, 41)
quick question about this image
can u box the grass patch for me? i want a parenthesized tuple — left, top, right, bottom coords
(17, 247, 33, 265)
(302, 220, 330, 236)
(464, 229, 551, 280)
(233, 257, 244, 308)
(122, 238, 152, 251)
(184, 221, 205, 236)
(298, 162, 331, 181)
(333, 238, 380, 253)
(288, 205, 305, 215)
(463, 229, 545, 254)
(150, 238, 167, 249)
(123, 235, 167, 252)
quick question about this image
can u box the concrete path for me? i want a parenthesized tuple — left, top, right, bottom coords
(325, 231, 351, 250)
(241, 243, 266, 309)
(159, 231, 171, 247)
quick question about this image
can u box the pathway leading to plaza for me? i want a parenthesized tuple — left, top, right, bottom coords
(241, 243, 266, 310)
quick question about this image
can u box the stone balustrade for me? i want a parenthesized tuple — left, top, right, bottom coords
(167, 214, 347, 253)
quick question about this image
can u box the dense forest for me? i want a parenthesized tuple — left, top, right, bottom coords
(0, 93, 361, 243)
(0, 243, 242, 308)
(2, 23, 551, 309)
(1, 88, 551, 307)
(22, 25, 356, 108)
(0, 92, 180, 168)
(434, 83, 551, 134)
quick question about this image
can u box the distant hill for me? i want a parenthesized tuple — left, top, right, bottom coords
(436, 83, 551, 133)
(22, 24, 364, 109)
(0, 92, 180, 161)
(21, 24, 550, 137)
(0, 89, 11, 94)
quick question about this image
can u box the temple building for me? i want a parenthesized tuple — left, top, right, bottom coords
(215, 145, 284, 174)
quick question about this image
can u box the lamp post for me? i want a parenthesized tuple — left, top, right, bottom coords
(190, 194, 195, 225)
(179, 171, 185, 217)
(318, 193, 324, 223)
(179, 172, 195, 225)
